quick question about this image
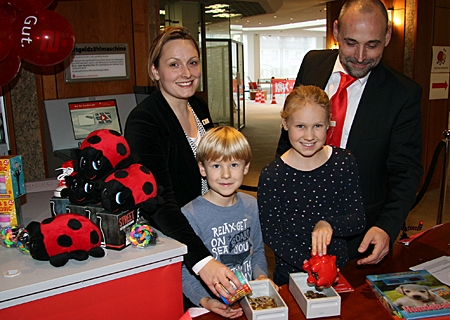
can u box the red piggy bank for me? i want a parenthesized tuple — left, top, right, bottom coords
(303, 253, 337, 288)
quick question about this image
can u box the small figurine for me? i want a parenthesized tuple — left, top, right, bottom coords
(303, 253, 337, 288)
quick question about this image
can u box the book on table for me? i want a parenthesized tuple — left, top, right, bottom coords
(366, 270, 450, 319)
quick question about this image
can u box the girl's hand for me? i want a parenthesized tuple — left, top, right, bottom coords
(200, 297, 243, 319)
(256, 274, 279, 291)
(311, 220, 333, 256)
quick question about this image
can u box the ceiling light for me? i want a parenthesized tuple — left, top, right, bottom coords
(206, 8, 226, 14)
(212, 13, 242, 18)
(205, 4, 229, 9)
(305, 27, 327, 32)
(243, 19, 326, 32)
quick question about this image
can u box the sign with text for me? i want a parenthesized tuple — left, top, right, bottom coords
(65, 43, 130, 82)
(272, 79, 295, 95)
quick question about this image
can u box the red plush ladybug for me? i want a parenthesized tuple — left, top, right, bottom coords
(27, 213, 105, 267)
(72, 129, 135, 181)
(303, 253, 337, 288)
(97, 163, 163, 213)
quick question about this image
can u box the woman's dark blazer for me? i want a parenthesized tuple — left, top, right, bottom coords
(125, 90, 214, 269)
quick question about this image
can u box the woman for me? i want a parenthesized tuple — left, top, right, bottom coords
(124, 26, 240, 299)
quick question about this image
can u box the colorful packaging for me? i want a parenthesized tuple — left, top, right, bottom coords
(96, 209, 137, 250)
(0, 155, 26, 199)
(0, 156, 25, 226)
(0, 213, 10, 227)
(0, 198, 22, 226)
(220, 269, 253, 305)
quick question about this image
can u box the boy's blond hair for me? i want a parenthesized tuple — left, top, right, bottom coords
(197, 126, 252, 164)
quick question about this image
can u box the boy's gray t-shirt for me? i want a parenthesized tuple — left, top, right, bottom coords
(181, 192, 268, 305)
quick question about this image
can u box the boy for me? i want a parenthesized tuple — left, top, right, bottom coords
(181, 126, 271, 318)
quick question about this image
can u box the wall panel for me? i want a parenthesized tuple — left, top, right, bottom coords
(49, 0, 136, 99)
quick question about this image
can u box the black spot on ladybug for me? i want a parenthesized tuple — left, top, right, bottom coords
(143, 182, 155, 195)
(87, 135, 102, 144)
(117, 143, 127, 156)
(67, 218, 82, 230)
(57, 234, 73, 247)
(140, 165, 150, 174)
(42, 217, 55, 225)
(114, 170, 129, 179)
(109, 130, 121, 137)
(90, 230, 100, 245)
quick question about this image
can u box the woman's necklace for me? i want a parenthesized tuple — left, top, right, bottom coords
(183, 103, 208, 195)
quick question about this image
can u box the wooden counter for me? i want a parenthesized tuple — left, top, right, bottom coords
(199, 223, 450, 319)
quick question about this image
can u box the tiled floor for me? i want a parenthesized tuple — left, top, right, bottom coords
(239, 99, 450, 276)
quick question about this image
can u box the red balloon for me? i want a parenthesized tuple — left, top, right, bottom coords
(8, 0, 54, 11)
(12, 9, 75, 67)
(0, 18, 13, 61)
(0, 3, 18, 24)
(0, 51, 21, 87)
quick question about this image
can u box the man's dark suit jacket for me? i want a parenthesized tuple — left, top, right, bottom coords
(125, 90, 214, 269)
(277, 50, 423, 258)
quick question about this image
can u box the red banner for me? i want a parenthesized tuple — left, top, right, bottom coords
(271, 79, 295, 95)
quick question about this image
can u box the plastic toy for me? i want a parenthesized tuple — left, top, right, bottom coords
(303, 253, 337, 288)
(1, 225, 22, 248)
(128, 220, 158, 248)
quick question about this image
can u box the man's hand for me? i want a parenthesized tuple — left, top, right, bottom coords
(198, 259, 241, 298)
(312, 220, 333, 256)
(357, 226, 390, 265)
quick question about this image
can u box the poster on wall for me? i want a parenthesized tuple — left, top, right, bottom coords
(429, 46, 449, 100)
(431, 46, 449, 73)
(65, 43, 130, 83)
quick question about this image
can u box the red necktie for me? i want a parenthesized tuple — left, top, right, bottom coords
(327, 72, 357, 147)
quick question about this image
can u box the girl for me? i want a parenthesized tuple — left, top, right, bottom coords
(258, 85, 366, 286)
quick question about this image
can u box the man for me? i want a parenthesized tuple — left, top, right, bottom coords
(276, 0, 423, 265)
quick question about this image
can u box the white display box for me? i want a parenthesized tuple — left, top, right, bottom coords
(289, 273, 341, 319)
(240, 279, 288, 320)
